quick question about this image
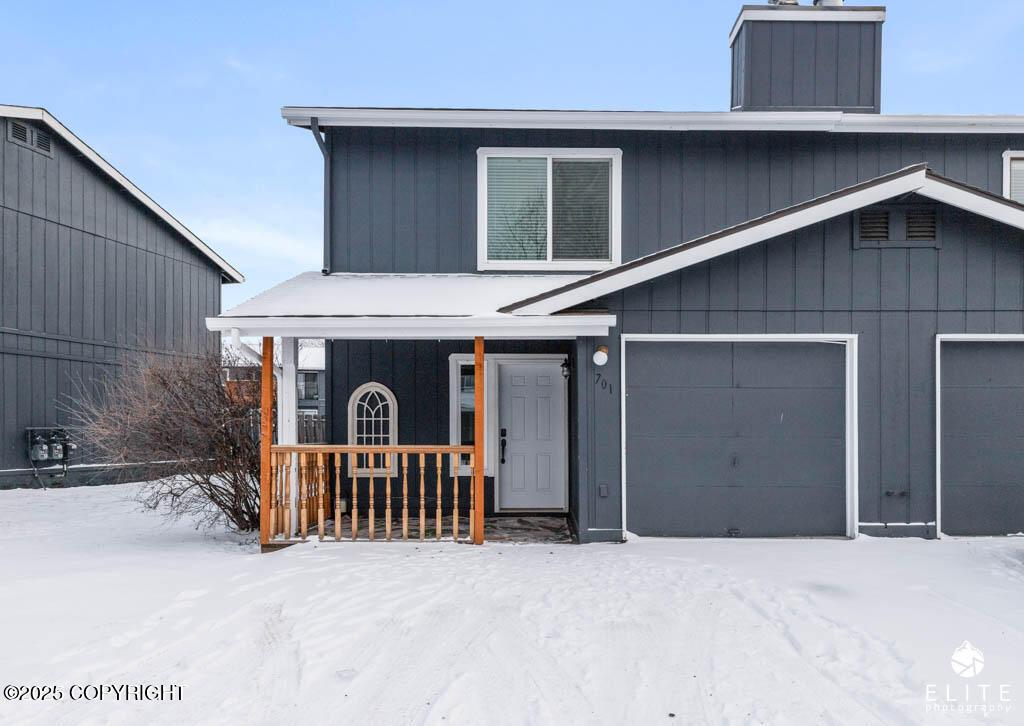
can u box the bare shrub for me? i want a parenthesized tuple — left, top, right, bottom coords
(68, 352, 263, 532)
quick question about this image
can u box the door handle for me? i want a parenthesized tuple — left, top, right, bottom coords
(500, 428, 507, 464)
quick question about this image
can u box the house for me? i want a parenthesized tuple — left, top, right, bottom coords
(208, 1, 1024, 546)
(1, 105, 242, 487)
(223, 340, 326, 416)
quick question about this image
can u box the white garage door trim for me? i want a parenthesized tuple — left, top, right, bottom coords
(621, 334, 860, 539)
(934, 333, 1024, 538)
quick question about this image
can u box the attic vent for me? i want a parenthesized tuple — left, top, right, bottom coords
(33, 129, 51, 153)
(10, 120, 29, 144)
(858, 209, 890, 241)
(906, 207, 937, 241)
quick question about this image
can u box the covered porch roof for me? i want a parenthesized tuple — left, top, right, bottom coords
(206, 272, 616, 339)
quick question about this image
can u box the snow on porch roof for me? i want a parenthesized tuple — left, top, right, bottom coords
(205, 272, 616, 339)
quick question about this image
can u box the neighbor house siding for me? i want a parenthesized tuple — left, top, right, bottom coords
(570, 205, 1024, 539)
(0, 118, 223, 486)
(326, 128, 1024, 275)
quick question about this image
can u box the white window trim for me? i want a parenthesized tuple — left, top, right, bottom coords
(1002, 150, 1024, 201)
(620, 334, 860, 541)
(346, 381, 399, 476)
(476, 147, 622, 271)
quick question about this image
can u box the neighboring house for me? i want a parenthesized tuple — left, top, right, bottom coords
(1, 105, 242, 487)
(223, 341, 326, 414)
(209, 1, 1024, 543)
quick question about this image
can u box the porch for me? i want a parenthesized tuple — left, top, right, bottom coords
(205, 272, 615, 549)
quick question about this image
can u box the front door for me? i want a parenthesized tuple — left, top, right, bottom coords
(497, 361, 567, 511)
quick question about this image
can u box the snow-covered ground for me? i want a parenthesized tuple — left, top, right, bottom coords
(1, 483, 1022, 725)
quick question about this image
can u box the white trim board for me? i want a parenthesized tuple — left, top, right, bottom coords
(206, 314, 616, 340)
(505, 166, 1024, 316)
(620, 334, 859, 540)
(476, 148, 622, 272)
(934, 334, 1024, 538)
(728, 7, 886, 47)
(0, 105, 243, 283)
(281, 107, 1024, 135)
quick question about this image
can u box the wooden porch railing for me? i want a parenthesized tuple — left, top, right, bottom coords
(266, 445, 478, 544)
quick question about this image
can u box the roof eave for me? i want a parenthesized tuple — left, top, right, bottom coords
(0, 105, 244, 283)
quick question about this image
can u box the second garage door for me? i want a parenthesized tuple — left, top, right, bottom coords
(625, 340, 848, 537)
(940, 341, 1024, 535)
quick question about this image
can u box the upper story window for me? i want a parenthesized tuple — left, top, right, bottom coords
(477, 148, 621, 271)
(1004, 151, 1024, 204)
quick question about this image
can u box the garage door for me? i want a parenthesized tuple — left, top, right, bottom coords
(625, 340, 848, 537)
(940, 342, 1024, 535)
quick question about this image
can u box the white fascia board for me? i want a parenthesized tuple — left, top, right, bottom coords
(205, 315, 616, 340)
(282, 107, 1024, 135)
(0, 105, 244, 283)
(729, 8, 886, 47)
(919, 176, 1024, 232)
(512, 169, 927, 315)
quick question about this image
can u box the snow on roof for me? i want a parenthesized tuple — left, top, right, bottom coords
(218, 272, 589, 318)
(298, 345, 325, 371)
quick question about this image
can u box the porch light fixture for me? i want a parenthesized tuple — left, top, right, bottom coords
(592, 345, 609, 367)
(561, 359, 571, 380)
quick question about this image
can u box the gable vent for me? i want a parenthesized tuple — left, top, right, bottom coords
(33, 129, 51, 153)
(906, 207, 937, 241)
(858, 209, 890, 241)
(10, 120, 29, 144)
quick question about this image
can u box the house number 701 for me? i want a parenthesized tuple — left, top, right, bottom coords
(594, 372, 613, 395)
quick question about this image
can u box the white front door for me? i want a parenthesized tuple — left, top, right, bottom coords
(497, 361, 567, 511)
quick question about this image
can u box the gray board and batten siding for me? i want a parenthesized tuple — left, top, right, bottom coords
(322, 126, 1024, 540)
(730, 16, 883, 113)
(0, 117, 225, 487)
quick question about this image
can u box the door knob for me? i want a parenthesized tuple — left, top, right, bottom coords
(500, 428, 507, 464)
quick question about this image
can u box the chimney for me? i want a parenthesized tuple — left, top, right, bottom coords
(730, 2, 886, 113)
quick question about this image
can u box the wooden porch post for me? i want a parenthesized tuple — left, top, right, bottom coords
(259, 336, 274, 546)
(473, 336, 485, 544)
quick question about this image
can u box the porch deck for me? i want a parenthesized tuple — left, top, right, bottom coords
(280, 515, 573, 546)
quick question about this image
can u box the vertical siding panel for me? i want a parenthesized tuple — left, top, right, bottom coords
(652, 135, 681, 313)
(347, 127, 371, 272)
(414, 129, 439, 273)
(836, 24, 860, 109)
(392, 128, 416, 272)
(858, 24, 876, 109)
(770, 23, 795, 108)
(814, 24, 839, 109)
(854, 311, 881, 522)
(879, 312, 910, 523)
(792, 24, 816, 108)
(851, 246, 880, 311)
(681, 134, 705, 240)
(908, 248, 939, 311)
(908, 311, 937, 523)
(330, 128, 350, 271)
(618, 132, 640, 263)
(636, 134, 660, 257)
(437, 128, 460, 273)
(370, 128, 394, 272)
(793, 224, 824, 312)
(879, 248, 909, 309)
(725, 134, 748, 226)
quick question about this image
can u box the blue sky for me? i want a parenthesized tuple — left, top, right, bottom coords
(3, 0, 1023, 308)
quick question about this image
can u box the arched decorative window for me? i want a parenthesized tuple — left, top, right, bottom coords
(347, 382, 398, 475)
